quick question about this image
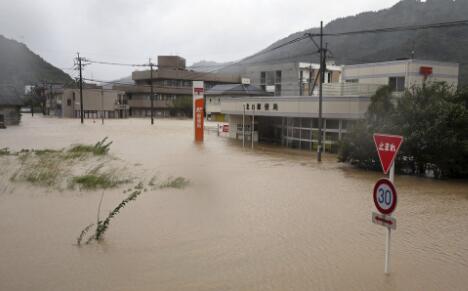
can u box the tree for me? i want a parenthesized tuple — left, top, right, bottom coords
(169, 96, 192, 117)
(339, 83, 468, 178)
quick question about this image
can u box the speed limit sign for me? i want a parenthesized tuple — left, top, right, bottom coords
(373, 178, 397, 215)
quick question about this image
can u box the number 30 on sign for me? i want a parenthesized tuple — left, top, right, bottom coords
(373, 178, 397, 215)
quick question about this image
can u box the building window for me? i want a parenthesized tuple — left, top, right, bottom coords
(275, 84, 282, 96)
(273, 103, 278, 111)
(275, 71, 282, 83)
(324, 72, 332, 84)
(257, 103, 261, 110)
(260, 72, 266, 84)
(67, 99, 71, 106)
(264, 103, 269, 111)
(246, 104, 250, 110)
(389, 76, 405, 92)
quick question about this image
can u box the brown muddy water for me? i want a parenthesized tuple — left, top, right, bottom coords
(1, 115, 467, 291)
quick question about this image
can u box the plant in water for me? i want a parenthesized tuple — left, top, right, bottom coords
(67, 137, 113, 158)
(77, 187, 143, 245)
(159, 176, 190, 189)
(76, 175, 190, 245)
(0, 148, 11, 156)
(70, 164, 130, 190)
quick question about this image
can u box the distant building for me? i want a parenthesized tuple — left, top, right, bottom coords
(45, 86, 129, 119)
(342, 59, 459, 92)
(241, 62, 342, 96)
(0, 86, 23, 127)
(118, 56, 240, 118)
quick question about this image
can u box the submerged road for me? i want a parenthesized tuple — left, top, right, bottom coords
(0, 115, 467, 291)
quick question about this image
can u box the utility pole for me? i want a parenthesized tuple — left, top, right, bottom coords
(101, 87, 104, 125)
(49, 83, 53, 116)
(317, 21, 324, 162)
(77, 52, 84, 124)
(149, 58, 154, 125)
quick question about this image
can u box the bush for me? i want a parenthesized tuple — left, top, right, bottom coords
(339, 83, 468, 178)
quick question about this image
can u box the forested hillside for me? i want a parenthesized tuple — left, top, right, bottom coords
(220, 0, 468, 86)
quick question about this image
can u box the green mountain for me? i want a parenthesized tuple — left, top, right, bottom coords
(0, 35, 73, 94)
(220, 0, 468, 86)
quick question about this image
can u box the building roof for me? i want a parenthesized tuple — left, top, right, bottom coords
(206, 84, 272, 96)
(0, 86, 23, 106)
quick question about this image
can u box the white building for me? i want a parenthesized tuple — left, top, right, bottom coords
(213, 59, 460, 152)
(342, 59, 459, 92)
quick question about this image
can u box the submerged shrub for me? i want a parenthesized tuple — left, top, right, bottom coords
(68, 137, 113, 157)
(159, 176, 190, 189)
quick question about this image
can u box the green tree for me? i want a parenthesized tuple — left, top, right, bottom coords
(338, 86, 395, 170)
(169, 96, 192, 117)
(339, 83, 468, 178)
(394, 83, 468, 178)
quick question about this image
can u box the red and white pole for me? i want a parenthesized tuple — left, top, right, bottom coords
(193, 81, 204, 142)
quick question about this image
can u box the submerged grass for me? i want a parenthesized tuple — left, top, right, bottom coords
(68, 137, 112, 158)
(69, 164, 130, 190)
(159, 176, 190, 189)
(0, 148, 11, 156)
(8, 138, 124, 190)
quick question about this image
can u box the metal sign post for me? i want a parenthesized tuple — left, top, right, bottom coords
(251, 106, 255, 149)
(242, 103, 245, 148)
(385, 163, 395, 274)
(372, 133, 403, 275)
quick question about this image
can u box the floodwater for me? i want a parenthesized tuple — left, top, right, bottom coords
(1, 115, 467, 291)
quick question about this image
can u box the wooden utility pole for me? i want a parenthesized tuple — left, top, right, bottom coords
(101, 87, 104, 125)
(77, 52, 84, 124)
(317, 21, 324, 162)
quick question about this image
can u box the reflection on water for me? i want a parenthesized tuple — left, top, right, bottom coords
(0, 116, 467, 291)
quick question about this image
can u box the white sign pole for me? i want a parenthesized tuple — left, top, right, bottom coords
(242, 104, 245, 148)
(385, 162, 395, 274)
(251, 106, 255, 149)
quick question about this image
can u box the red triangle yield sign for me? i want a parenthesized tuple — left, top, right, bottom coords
(373, 133, 404, 175)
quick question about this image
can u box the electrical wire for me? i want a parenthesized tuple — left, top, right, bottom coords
(320, 19, 468, 37)
(85, 59, 151, 67)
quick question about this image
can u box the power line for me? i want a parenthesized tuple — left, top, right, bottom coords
(228, 19, 468, 66)
(86, 58, 151, 67)
(320, 19, 468, 37)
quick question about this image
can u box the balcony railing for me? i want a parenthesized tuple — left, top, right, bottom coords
(313, 83, 383, 97)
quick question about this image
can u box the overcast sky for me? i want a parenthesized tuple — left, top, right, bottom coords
(0, 0, 401, 81)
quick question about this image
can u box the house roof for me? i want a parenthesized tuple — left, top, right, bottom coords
(206, 84, 271, 96)
(0, 86, 24, 106)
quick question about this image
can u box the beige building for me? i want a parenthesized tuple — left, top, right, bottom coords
(241, 62, 342, 96)
(118, 56, 240, 117)
(217, 96, 369, 152)
(216, 59, 460, 152)
(342, 59, 459, 92)
(46, 87, 129, 119)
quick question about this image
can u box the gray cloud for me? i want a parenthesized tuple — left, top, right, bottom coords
(0, 0, 400, 80)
